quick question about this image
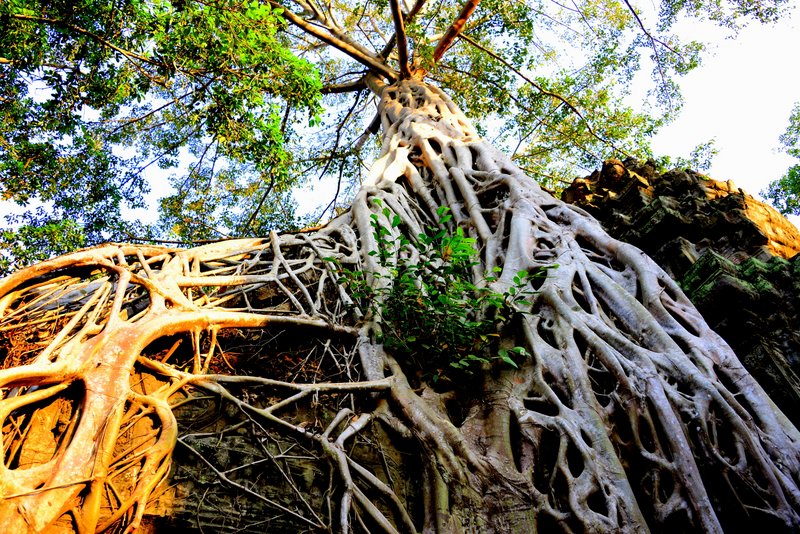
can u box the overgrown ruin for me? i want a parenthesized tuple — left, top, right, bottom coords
(562, 159, 800, 425)
(1, 81, 799, 532)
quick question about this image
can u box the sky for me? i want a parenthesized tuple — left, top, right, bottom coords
(647, 2, 800, 224)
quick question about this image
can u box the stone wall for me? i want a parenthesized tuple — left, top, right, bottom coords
(562, 159, 800, 424)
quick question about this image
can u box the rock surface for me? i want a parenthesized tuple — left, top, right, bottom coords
(562, 158, 800, 424)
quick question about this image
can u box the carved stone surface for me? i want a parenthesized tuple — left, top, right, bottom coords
(562, 158, 800, 424)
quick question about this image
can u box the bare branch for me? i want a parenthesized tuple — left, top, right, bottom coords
(322, 78, 368, 94)
(457, 32, 631, 159)
(432, 0, 481, 64)
(379, 0, 427, 59)
(389, 0, 411, 78)
(271, 1, 397, 81)
(317, 91, 365, 182)
(621, 0, 684, 109)
(237, 175, 276, 236)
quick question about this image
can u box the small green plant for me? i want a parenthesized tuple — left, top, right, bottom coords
(328, 201, 555, 381)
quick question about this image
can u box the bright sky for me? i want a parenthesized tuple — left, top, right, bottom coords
(648, 2, 800, 227)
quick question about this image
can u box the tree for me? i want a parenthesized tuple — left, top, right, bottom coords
(1, 1, 799, 533)
(764, 102, 800, 215)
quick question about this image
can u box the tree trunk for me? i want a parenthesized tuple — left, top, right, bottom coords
(1, 79, 799, 533)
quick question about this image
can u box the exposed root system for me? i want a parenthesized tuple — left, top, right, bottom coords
(1, 80, 798, 532)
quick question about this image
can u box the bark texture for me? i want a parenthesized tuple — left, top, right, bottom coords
(562, 158, 800, 426)
(0, 80, 799, 533)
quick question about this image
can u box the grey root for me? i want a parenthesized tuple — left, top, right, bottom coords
(1, 80, 799, 533)
(562, 158, 800, 428)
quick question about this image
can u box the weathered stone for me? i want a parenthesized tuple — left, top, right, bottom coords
(562, 159, 800, 424)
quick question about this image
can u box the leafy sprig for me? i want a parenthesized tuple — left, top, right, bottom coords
(331, 201, 555, 381)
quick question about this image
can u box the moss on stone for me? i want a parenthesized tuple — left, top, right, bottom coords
(679, 250, 737, 298)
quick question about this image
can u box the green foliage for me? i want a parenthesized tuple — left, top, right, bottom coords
(655, 139, 718, 172)
(333, 204, 554, 381)
(764, 164, 800, 216)
(764, 102, 800, 215)
(0, 0, 322, 272)
(778, 103, 800, 161)
(0, 216, 86, 274)
(402, 0, 781, 191)
(657, 0, 786, 30)
(430, 0, 667, 190)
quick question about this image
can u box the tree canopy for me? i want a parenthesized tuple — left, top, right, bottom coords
(0, 0, 790, 274)
(0, 0, 321, 271)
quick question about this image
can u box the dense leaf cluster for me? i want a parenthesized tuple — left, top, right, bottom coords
(764, 102, 800, 216)
(0, 0, 321, 272)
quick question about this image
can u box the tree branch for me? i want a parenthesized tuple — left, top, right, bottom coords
(271, 1, 397, 81)
(321, 78, 368, 94)
(432, 0, 481, 64)
(457, 33, 630, 158)
(379, 0, 427, 60)
(621, 0, 683, 108)
(317, 90, 365, 181)
(237, 176, 276, 236)
(9, 14, 160, 68)
(389, 0, 411, 78)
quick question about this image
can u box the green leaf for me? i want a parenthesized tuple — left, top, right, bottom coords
(499, 354, 519, 368)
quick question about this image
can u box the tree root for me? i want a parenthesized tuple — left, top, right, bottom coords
(0, 80, 799, 532)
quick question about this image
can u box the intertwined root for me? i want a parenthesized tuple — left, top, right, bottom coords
(1, 80, 799, 532)
(0, 234, 372, 531)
